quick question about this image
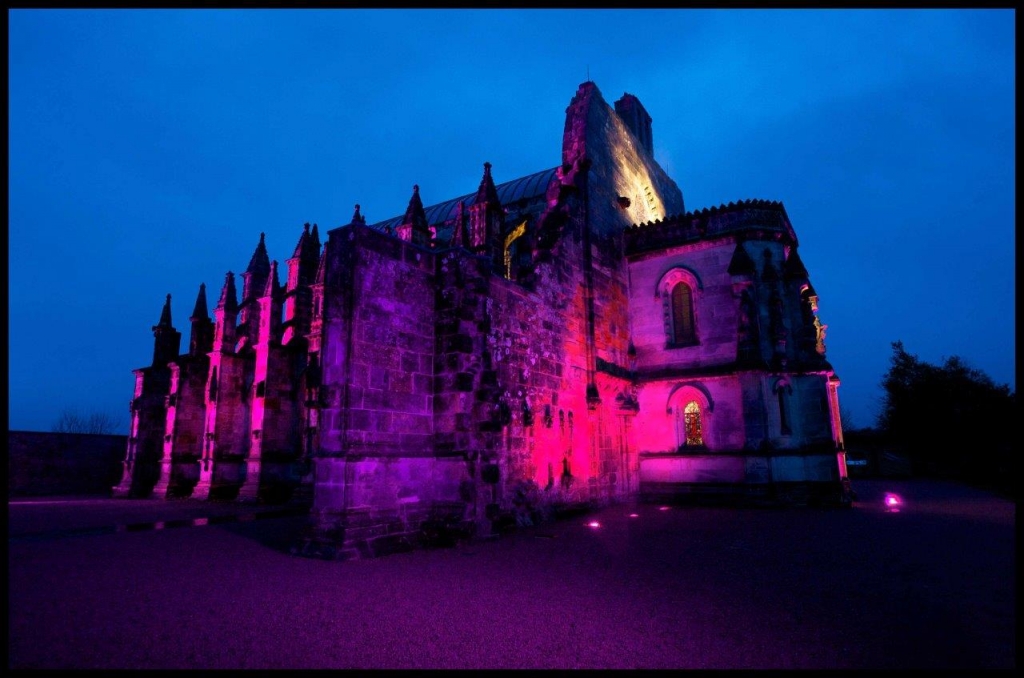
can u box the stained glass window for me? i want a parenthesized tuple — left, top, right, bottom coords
(684, 400, 703, 446)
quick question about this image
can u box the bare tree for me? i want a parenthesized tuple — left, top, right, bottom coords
(839, 403, 857, 432)
(51, 408, 121, 434)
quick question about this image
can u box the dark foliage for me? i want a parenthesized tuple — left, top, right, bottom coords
(878, 341, 1015, 494)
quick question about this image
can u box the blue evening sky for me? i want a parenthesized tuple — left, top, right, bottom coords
(8, 9, 1015, 433)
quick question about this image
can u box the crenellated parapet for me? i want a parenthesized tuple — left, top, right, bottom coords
(625, 199, 797, 257)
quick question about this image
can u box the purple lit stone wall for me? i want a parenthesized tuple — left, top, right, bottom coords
(311, 225, 445, 555)
(114, 81, 850, 556)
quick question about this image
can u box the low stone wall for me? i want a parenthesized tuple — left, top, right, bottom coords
(8, 431, 126, 497)
(639, 451, 850, 506)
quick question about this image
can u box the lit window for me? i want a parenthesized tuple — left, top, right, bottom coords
(683, 400, 703, 446)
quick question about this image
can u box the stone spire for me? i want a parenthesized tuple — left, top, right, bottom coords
(292, 222, 311, 258)
(238, 232, 271, 350)
(188, 283, 214, 357)
(397, 185, 431, 247)
(289, 223, 321, 287)
(350, 204, 366, 227)
(283, 223, 320, 345)
(155, 293, 173, 329)
(473, 161, 501, 207)
(212, 272, 238, 353)
(242, 232, 271, 301)
(191, 283, 209, 321)
(469, 163, 504, 256)
(247, 232, 270, 276)
(151, 294, 181, 367)
(217, 272, 238, 312)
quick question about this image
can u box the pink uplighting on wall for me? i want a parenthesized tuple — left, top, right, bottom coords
(587, 521, 601, 528)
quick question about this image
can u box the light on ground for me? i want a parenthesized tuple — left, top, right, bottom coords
(884, 492, 903, 512)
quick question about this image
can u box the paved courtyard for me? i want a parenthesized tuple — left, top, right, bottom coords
(7, 479, 1015, 669)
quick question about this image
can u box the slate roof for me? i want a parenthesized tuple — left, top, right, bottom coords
(369, 166, 558, 233)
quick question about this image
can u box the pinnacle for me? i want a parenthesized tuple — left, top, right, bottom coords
(190, 283, 209, 321)
(217, 272, 238, 310)
(473, 161, 501, 207)
(403, 184, 428, 229)
(351, 204, 366, 226)
(156, 293, 173, 328)
(292, 225, 308, 258)
(247, 232, 271, 276)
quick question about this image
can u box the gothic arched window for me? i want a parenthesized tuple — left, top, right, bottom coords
(671, 282, 696, 346)
(669, 383, 713, 451)
(659, 267, 701, 349)
(682, 400, 703, 447)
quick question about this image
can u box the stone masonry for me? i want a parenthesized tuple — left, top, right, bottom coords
(115, 82, 852, 558)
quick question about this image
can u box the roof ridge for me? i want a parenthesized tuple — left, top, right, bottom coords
(365, 166, 559, 232)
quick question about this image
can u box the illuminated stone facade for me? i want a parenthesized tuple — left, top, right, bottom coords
(114, 82, 850, 556)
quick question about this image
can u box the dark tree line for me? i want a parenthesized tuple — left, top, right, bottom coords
(51, 408, 123, 435)
(877, 341, 1015, 492)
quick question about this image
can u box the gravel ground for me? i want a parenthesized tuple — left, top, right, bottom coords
(7, 479, 1015, 669)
